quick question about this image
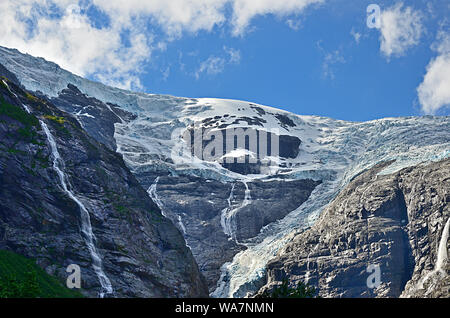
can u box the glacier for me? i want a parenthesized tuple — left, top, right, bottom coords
(0, 45, 449, 297)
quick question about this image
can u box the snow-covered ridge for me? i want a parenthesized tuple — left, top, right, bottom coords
(1, 45, 449, 297)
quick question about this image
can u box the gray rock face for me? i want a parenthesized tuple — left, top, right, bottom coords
(140, 174, 320, 291)
(0, 80, 208, 297)
(232, 179, 321, 241)
(185, 123, 302, 175)
(148, 175, 245, 291)
(0, 63, 21, 87)
(261, 159, 449, 298)
(23, 82, 320, 292)
(3, 48, 448, 299)
(49, 84, 136, 151)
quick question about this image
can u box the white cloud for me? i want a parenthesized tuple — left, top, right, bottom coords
(195, 57, 226, 79)
(379, 3, 423, 58)
(0, 0, 324, 89)
(317, 41, 345, 80)
(231, 0, 323, 36)
(224, 47, 241, 64)
(286, 19, 302, 31)
(350, 28, 362, 44)
(322, 50, 345, 80)
(91, 0, 323, 37)
(195, 47, 241, 79)
(0, 0, 152, 90)
(433, 30, 450, 54)
(417, 32, 450, 114)
(162, 66, 171, 82)
(91, 0, 229, 38)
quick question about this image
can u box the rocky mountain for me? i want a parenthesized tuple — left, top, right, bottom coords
(0, 76, 207, 297)
(0, 45, 449, 298)
(262, 159, 449, 297)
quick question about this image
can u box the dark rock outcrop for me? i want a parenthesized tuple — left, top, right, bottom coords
(261, 159, 449, 298)
(184, 124, 302, 175)
(0, 63, 21, 87)
(0, 79, 208, 297)
(149, 175, 245, 291)
(233, 179, 321, 241)
(2, 78, 315, 294)
(1, 46, 448, 299)
(148, 175, 320, 291)
(49, 84, 136, 151)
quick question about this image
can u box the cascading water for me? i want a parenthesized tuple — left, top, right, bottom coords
(40, 120, 113, 298)
(220, 182, 251, 242)
(305, 243, 320, 284)
(147, 177, 167, 217)
(212, 178, 341, 298)
(2, 80, 33, 114)
(147, 177, 192, 249)
(105, 103, 126, 124)
(418, 216, 450, 294)
(435, 217, 450, 272)
(243, 182, 251, 204)
(178, 215, 187, 235)
(2, 46, 450, 299)
(220, 183, 235, 238)
(2, 79, 17, 98)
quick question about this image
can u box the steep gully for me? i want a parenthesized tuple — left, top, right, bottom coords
(40, 121, 113, 297)
(3, 79, 114, 298)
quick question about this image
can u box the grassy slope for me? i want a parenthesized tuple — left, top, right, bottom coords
(0, 249, 83, 298)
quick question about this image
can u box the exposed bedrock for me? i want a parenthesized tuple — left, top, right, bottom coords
(184, 125, 302, 175)
(261, 159, 450, 298)
(145, 175, 320, 291)
(0, 80, 208, 298)
(49, 84, 136, 151)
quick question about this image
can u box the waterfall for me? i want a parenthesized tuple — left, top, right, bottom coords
(305, 243, 319, 284)
(2, 80, 17, 99)
(435, 217, 450, 272)
(212, 179, 339, 298)
(105, 103, 126, 124)
(243, 182, 251, 204)
(147, 177, 192, 249)
(220, 182, 251, 241)
(417, 216, 450, 294)
(178, 215, 187, 235)
(305, 251, 312, 284)
(177, 214, 192, 249)
(147, 177, 167, 217)
(220, 183, 235, 238)
(40, 120, 113, 298)
(2, 79, 32, 113)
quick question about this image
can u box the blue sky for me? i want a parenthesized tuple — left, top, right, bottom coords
(0, 0, 449, 121)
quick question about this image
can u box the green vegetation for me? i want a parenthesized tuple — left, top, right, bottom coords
(25, 92, 39, 103)
(43, 115, 65, 125)
(32, 148, 50, 169)
(257, 279, 317, 298)
(0, 95, 43, 148)
(116, 244, 129, 256)
(114, 203, 129, 215)
(105, 191, 128, 214)
(149, 209, 164, 224)
(0, 96, 39, 128)
(0, 249, 83, 298)
(6, 146, 26, 155)
(43, 114, 71, 138)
